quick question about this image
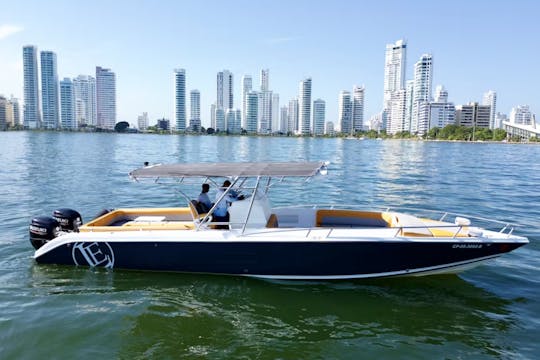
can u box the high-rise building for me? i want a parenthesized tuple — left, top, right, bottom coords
(96, 66, 116, 130)
(325, 121, 335, 136)
(313, 99, 325, 136)
(435, 85, 448, 103)
(260, 69, 269, 91)
(60, 78, 76, 129)
(510, 105, 533, 125)
(215, 107, 225, 132)
(0, 96, 6, 130)
(411, 54, 433, 135)
(41, 51, 60, 129)
(299, 78, 312, 135)
(272, 93, 279, 133)
(174, 69, 186, 131)
(137, 112, 148, 130)
(23, 45, 41, 129)
(482, 90, 497, 129)
(404, 80, 414, 132)
(210, 103, 216, 129)
(245, 91, 259, 134)
(456, 102, 491, 129)
(352, 86, 365, 132)
(241, 75, 252, 128)
(338, 90, 352, 134)
(279, 106, 288, 133)
(258, 90, 272, 134)
(190, 89, 201, 131)
(388, 89, 407, 134)
(383, 39, 407, 111)
(217, 70, 233, 110)
(225, 108, 241, 133)
(73, 75, 97, 126)
(288, 98, 299, 134)
(495, 112, 507, 129)
(7, 97, 20, 127)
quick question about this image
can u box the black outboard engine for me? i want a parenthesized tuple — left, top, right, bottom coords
(29, 216, 60, 250)
(52, 208, 82, 232)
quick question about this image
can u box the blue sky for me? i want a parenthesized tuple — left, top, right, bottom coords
(0, 0, 538, 127)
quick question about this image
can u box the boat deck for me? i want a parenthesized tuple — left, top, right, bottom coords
(78, 207, 471, 238)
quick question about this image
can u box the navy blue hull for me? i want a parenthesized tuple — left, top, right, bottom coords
(34, 240, 525, 278)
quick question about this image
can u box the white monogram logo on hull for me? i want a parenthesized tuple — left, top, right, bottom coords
(72, 242, 115, 268)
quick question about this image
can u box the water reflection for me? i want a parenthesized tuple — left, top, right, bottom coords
(90, 272, 516, 359)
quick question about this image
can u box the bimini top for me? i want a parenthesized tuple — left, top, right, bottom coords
(129, 161, 328, 180)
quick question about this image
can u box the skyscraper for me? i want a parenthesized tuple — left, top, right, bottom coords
(210, 103, 216, 129)
(60, 78, 76, 129)
(260, 69, 269, 91)
(215, 107, 225, 132)
(23, 45, 41, 129)
(280, 106, 288, 133)
(338, 91, 352, 134)
(190, 89, 201, 131)
(217, 70, 233, 110)
(241, 75, 252, 128)
(352, 86, 365, 132)
(245, 91, 259, 134)
(299, 78, 312, 135)
(411, 54, 433, 135)
(73, 75, 97, 126)
(41, 51, 60, 129)
(388, 89, 407, 134)
(271, 93, 280, 133)
(482, 90, 497, 129)
(288, 98, 299, 134)
(258, 90, 272, 134)
(0, 96, 6, 130)
(96, 66, 116, 130)
(313, 99, 326, 136)
(175, 68, 186, 131)
(383, 39, 407, 111)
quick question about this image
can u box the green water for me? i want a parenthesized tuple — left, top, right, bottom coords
(0, 132, 538, 359)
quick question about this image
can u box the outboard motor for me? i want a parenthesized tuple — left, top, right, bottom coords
(29, 216, 60, 250)
(53, 208, 83, 232)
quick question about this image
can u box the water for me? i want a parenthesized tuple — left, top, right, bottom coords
(0, 132, 539, 359)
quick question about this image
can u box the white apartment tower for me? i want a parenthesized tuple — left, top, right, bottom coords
(299, 78, 312, 135)
(175, 69, 186, 131)
(245, 91, 258, 133)
(23, 45, 41, 129)
(313, 99, 326, 136)
(482, 90, 497, 129)
(279, 106, 288, 133)
(352, 86, 365, 132)
(190, 89, 201, 131)
(41, 51, 60, 129)
(96, 66, 116, 130)
(411, 54, 433, 135)
(217, 70, 233, 110)
(339, 91, 352, 134)
(288, 98, 299, 134)
(510, 105, 533, 125)
(260, 69, 269, 91)
(383, 39, 407, 111)
(60, 78, 76, 129)
(73, 75, 97, 126)
(388, 90, 407, 134)
(138, 112, 149, 130)
(271, 93, 279, 133)
(241, 75, 252, 128)
(258, 91, 272, 134)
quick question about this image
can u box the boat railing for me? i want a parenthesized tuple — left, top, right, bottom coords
(271, 204, 518, 236)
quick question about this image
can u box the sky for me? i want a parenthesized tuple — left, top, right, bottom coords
(0, 0, 538, 128)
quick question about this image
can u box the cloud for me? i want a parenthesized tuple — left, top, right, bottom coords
(0, 25, 23, 40)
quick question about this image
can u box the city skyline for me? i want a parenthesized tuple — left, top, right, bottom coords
(0, 1, 538, 127)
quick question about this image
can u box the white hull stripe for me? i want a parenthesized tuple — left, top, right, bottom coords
(242, 254, 501, 280)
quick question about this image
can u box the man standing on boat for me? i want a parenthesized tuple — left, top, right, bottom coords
(197, 184, 212, 213)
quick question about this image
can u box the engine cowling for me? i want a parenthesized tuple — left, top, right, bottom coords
(29, 216, 60, 250)
(52, 208, 82, 232)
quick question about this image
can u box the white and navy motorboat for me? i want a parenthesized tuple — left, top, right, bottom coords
(29, 162, 528, 280)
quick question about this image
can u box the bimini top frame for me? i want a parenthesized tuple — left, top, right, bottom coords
(129, 161, 328, 180)
(129, 162, 329, 232)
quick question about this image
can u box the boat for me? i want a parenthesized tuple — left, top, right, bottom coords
(29, 162, 528, 280)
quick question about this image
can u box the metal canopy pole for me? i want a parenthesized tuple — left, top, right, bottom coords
(241, 176, 261, 235)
